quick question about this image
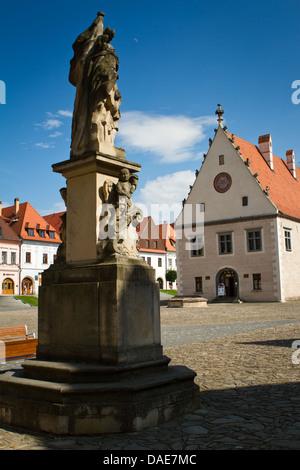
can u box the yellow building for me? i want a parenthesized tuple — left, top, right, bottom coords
(176, 105, 300, 302)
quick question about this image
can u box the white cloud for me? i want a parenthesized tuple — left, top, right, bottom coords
(57, 109, 73, 118)
(45, 112, 59, 118)
(118, 111, 216, 163)
(39, 201, 66, 216)
(49, 131, 63, 138)
(35, 118, 63, 130)
(34, 142, 55, 149)
(135, 170, 196, 224)
(45, 110, 73, 118)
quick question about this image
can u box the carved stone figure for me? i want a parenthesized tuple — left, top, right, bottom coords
(69, 12, 121, 157)
(55, 187, 67, 263)
(98, 169, 143, 258)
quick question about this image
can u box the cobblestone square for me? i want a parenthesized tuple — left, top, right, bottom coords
(0, 298, 299, 450)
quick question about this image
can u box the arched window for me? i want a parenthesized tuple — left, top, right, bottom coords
(22, 277, 33, 295)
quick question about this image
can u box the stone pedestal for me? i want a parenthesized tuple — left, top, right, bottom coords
(36, 256, 162, 365)
(52, 152, 141, 263)
(0, 256, 199, 434)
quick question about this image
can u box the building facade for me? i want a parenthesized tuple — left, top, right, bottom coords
(176, 107, 300, 302)
(0, 216, 21, 295)
(137, 216, 177, 290)
(1, 199, 61, 295)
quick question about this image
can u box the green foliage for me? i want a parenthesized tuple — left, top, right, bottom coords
(165, 269, 177, 282)
(160, 289, 177, 296)
(15, 296, 38, 307)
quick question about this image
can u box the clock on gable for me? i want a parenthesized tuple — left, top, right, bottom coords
(214, 172, 232, 193)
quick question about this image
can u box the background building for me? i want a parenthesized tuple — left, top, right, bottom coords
(0, 214, 21, 295)
(1, 199, 61, 295)
(176, 107, 300, 302)
(137, 216, 177, 290)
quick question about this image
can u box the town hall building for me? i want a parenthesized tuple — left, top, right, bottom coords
(176, 105, 300, 302)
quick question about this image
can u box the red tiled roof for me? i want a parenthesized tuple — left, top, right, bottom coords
(136, 216, 177, 253)
(2, 202, 61, 243)
(227, 132, 300, 220)
(158, 223, 176, 252)
(138, 247, 167, 254)
(44, 212, 65, 234)
(0, 217, 21, 242)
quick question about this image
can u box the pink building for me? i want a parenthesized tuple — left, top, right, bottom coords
(0, 214, 21, 295)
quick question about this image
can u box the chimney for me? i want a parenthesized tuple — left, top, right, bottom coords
(258, 134, 273, 171)
(14, 197, 20, 215)
(286, 150, 296, 179)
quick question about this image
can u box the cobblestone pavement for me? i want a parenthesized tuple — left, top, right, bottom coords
(0, 300, 299, 450)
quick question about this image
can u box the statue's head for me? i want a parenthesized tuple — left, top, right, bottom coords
(104, 27, 115, 43)
(119, 168, 130, 182)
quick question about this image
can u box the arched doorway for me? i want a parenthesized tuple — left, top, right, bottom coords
(157, 278, 163, 289)
(216, 268, 239, 299)
(22, 277, 33, 295)
(2, 278, 14, 295)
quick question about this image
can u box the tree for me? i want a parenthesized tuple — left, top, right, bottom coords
(166, 269, 177, 283)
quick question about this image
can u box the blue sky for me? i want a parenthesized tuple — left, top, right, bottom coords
(1, 0, 300, 223)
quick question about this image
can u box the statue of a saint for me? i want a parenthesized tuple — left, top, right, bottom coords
(69, 12, 121, 157)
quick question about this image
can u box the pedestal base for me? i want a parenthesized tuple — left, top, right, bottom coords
(0, 257, 200, 434)
(37, 256, 163, 365)
(0, 361, 199, 434)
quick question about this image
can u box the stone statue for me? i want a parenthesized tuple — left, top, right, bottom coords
(55, 187, 67, 264)
(69, 12, 121, 157)
(98, 168, 143, 258)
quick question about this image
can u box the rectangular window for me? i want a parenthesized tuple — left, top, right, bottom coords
(195, 277, 203, 293)
(247, 229, 262, 252)
(39, 230, 46, 238)
(1, 251, 7, 264)
(43, 253, 48, 264)
(147, 257, 151, 266)
(190, 236, 204, 257)
(49, 231, 55, 239)
(25, 252, 31, 263)
(10, 252, 16, 265)
(253, 273, 262, 291)
(158, 257, 162, 267)
(219, 155, 224, 165)
(28, 228, 34, 236)
(284, 229, 292, 251)
(242, 196, 248, 206)
(153, 241, 157, 249)
(219, 233, 233, 254)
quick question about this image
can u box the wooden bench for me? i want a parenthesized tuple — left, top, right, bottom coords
(0, 325, 38, 362)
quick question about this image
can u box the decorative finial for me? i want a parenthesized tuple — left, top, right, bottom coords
(215, 103, 224, 126)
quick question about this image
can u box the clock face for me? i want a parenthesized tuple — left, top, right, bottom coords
(214, 172, 232, 193)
